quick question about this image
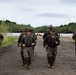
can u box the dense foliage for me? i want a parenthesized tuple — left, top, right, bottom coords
(55, 23, 76, 33)
(0, 20, 76, 33)
(0, 21, 18, 48)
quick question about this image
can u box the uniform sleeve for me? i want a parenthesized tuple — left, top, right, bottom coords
(35, 34, 37, 40)
(32, 37, 35, 43)
(21, 36, 26, 44)
(72, 34, 76, 40)
(56, 36, 60, 45)
(18, 34, 22, 43)
(43, 32, 47, 40)
(44, 36, 48, 45)
(33, 33, 37, 40)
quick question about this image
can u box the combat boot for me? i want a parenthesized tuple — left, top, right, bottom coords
(22, 64, 25, 66)
(24, 64, 28, 67)
(48, 64, 51, 68)
(26, 65, 31, 69)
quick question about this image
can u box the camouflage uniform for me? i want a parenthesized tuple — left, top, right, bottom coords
(18, 29, 27, 65)
(30, 29, 37, 54)
(46, 47, 57, 66)
(21, 32, 35, 68)
(72, 31, 76, 50)
(44, 31, 60, 67)
(43, 26, 60, 55)
(54, 30, 60, 55)
(0, 33, 4, 44)
(43, 25, 54, 47)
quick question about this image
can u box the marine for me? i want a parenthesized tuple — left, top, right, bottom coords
(21, 29, 35, 69)
(72, 30, 76, 51)
(30, 29, 37, 51)
(0, 33, 4, 45)
(44, 29, 60, 68)
(18, 28, 27, 66)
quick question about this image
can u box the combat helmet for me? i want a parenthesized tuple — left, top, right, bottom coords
(48, 25, 53, 29)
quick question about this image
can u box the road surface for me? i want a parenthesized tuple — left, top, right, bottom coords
(0, 38, 76, 75)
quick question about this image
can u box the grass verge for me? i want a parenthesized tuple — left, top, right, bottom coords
(0, 36, 18, 48)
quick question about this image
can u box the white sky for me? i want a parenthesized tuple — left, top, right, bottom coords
(0, 0, 76, 27)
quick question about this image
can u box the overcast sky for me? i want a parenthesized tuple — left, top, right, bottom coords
(0, 0, 76, 27)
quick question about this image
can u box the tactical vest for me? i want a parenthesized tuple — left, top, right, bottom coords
(25, 36, 33, 47)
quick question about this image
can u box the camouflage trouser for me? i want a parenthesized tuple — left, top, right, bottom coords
(46, 47, 57, 66)
(23, 47, 33, 65)
(32, 41, 36, 52)
(20, 47, 25, 64)
(32, 46, 35, 55)
(0, 39, 3, 44)
(75, 40, 76, 50)
(43, 40, 45, 47)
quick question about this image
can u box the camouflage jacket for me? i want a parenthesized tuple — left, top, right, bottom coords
(72, 33, 76, 41)
(44, 35, 60, 48)
(22, 35, 35, 47)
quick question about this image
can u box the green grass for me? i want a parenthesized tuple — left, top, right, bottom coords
(0, 36, 18, 48)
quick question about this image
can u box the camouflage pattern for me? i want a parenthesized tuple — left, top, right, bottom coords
(72, 31, 76, 51)
(0, 33, 4, 44)
(31, 33, 37, 50)
(46, 47, 57, 57)
(46, 47, 57, 66)
(72, 31, 76, 41)
(44, 30, 60, 66)
(20, 47, 25, 64)
(75, 41, 76, 50)
(23, 47, 32, 65)
(18, 28, 27, 65)
(30, 29, 37, 52)
(21, 34, 35, 66)
(43, 26, 60, 47)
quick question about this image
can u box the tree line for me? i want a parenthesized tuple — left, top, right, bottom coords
(0, 20, 76, 33)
